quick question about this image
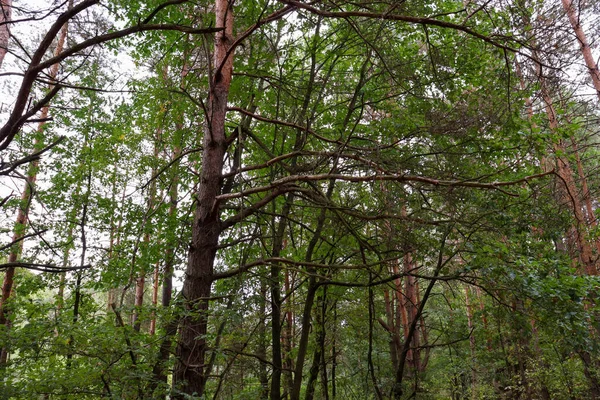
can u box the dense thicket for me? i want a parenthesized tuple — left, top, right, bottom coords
(1, 0, 600, 399)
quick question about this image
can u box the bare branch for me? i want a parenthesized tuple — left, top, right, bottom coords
(0, 262, 91, 273)
(217, 170, 555, 201)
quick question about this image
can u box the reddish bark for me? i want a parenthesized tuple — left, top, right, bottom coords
(0, 3, 70, 364)
(0, 0, 11, 67)
(533, 47, 596, 275)
(173, 0, 234, 395)
(561, 0, 600, 101)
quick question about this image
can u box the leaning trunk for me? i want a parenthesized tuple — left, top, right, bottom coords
(561, 0, 600, 101)
(0, 3, 70, 364)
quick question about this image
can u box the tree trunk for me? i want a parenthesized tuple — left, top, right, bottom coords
(291, 181, 335, 400)
(464, 286, 477, 398)
(533, 44, 596, 275)
(561, 0, 600, 101)
(270, 194, 294, 400)
(107, 163, 126, 311)
(304, 292, 324, 400)
(0, 0, 11, 67)
(0, 3, 70, 364)
(133, 131, 159, 332)
(173, 0, 234, 396)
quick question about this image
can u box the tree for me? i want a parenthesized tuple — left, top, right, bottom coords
(0, 0, 10, 67)
(2, 1, 600, 399)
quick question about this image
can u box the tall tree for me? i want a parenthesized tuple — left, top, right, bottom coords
(0, 0, 10, 67)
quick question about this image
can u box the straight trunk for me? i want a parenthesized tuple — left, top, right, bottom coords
(283, 266, 295, 397)
(258, 276, 269, 398)
(107, 163, 127, 310)
(464, 286, 477, 398)
(149, 259, 160, 335)
(291, 181, 335, 400)
(383, 288, 400, 371)
(304, 292, 324, 400)
(270, 193, 295, 400)
(0, 4, 70, 364)
(133, 132, 159, 332)
(0, 0, 11, 67)
(173, 0, 234, 396)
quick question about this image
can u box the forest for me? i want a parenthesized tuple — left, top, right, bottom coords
(1, 0, 600, 399)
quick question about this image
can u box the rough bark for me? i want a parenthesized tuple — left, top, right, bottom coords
(539, 69, 596, 275)
(0, 0, 11, 67)
(173, 0, 234, 396)
(0, 3, 71, 364)
(561, 0, 600, 101)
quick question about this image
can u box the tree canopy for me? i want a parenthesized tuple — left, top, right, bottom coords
(1, 0, 600, 399)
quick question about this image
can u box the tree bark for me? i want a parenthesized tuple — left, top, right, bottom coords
(173, 0, 234, 396)
(0, 0, 11, 67)
(270, 194, 293, 400)
(561, 0, 600, 101)
(0, 2, 71, 364)
(291, 181, 336, 400)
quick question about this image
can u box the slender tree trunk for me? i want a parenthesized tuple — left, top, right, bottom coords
(56, 178, 82, 320)
(383, 288, 400, 370)
(67, 165, 91, 367)
(367, 277, 384, 400)
(173, 0, 234, 396)
(107, 162, 126, 311)
(0, 0, 11, 67)
(271, 194, 294, 400)
(0, 3, 71, 364)
(291, 181, 335, 400)
(561, 0, 600, 101)
(393, 230, 450, 399)
(258, 275, 269, 399)
(149, 148, 181, 395)
(465, 286, 477, 398)
(149, 258, 160, 335)
(132, 132, 159, 332)
(151, 60, 187, 379)
(319, 288, 329, 400)
(305, 291, 323, 400)
(283, 265, 295, 397)
(532, 44, 596, 275)
(331, 301, 337, 400)
(270, 262, 284, 400)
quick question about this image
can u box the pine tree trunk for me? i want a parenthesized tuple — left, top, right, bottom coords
(561, 0, 600, 101)
(533, 45, 596, 275)
(173, 0, 234, 395)
(0, 0, 11, 67)
(0, 3, 70, 364)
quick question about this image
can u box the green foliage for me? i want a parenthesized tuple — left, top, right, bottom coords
(3, 0, 600, 399)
